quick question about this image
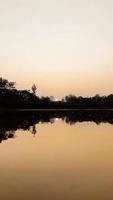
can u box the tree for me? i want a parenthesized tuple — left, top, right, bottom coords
(31, 84, 37, 95)
(0, 77, 15, 90)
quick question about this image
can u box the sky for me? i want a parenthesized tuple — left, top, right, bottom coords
(0, 0, 113, 98)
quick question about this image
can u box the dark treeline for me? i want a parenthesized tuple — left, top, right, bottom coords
(0, 77, 113, 109)
(0, 110, 113, 143)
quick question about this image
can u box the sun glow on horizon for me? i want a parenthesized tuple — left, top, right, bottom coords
(0, 0, 113, 97)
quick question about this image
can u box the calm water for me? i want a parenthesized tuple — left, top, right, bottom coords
(0, 116, 113, 200)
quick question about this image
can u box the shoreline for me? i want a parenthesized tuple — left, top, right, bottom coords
(0, 108, 113, 112)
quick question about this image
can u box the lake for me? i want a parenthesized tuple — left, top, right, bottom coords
(0, 111, 113, 200)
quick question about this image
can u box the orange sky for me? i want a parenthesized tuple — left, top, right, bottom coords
(0, 0, 113, 98)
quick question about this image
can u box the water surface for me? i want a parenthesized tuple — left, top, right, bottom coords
(0, 113, 113, 200)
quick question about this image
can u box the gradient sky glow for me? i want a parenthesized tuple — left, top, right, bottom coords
(0, 0, 113, 98)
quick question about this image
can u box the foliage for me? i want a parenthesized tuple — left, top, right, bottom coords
(0, 77, 113, 109)
(0, 77, 15, 90)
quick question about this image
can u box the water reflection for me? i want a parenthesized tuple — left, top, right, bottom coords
(0, 130, 15, 143)
(0, 110, 113, 143)
(1, 111, 113, 200)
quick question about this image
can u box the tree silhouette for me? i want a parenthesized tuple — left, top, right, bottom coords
(0, 77, 113, 110)
(0, 77, 15, 90)
(31, 84, 37, 95)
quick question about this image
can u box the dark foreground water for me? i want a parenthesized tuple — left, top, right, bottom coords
(0, 111, 113, 200)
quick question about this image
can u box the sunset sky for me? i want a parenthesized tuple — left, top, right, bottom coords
(0, 0, 113, 98)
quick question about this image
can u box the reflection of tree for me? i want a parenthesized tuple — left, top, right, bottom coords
(0, 110, 113, 143)
(31, 125, 37, 136)
(0, 130, 15, 143)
